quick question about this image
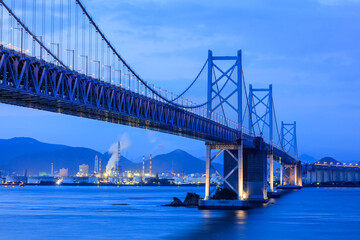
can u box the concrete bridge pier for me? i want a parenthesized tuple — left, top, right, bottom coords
(243, 138, 268, 202)
(199, 137, 269, 209)
(199, 142, 248, 209)
(267, 149, 280, 198)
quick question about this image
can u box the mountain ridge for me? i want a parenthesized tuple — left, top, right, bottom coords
(0, 137, 221, 175)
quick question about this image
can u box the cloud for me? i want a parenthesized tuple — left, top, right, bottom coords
(316, 0, 360, 6)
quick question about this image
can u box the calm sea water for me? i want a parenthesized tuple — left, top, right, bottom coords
(0, 186, 360, 240)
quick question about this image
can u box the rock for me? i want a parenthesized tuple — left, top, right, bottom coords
(211, 188, 238, 200)
(183, 192, 200, 207)
(162, 197, 184, 207)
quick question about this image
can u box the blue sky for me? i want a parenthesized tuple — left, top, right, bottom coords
(0, 0, 359, 162)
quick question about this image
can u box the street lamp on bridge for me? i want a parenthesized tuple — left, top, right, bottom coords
(103, 65, 111, 83)
(79, 55, 88, 76)
(90, 60, 100, 80)
(112, 69, 121, 86)
(49, 43, 60, 64)
(64, 49, 75, 71)
(11, 27, 23, 54)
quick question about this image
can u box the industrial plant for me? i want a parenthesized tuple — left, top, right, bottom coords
(0, 141, 215, 186)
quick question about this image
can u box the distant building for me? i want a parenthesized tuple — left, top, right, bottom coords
(62, 176, 98, 184)
(78, 164, 89, 176)
(5, 176, 27, 183)
(59, 168, 69, 177)
(27, 176, 54, 184)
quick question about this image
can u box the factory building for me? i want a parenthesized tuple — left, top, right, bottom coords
(59, 168, 69, 177)
(77, 164, 89, 176)
(62, 176, 98, 184)
(27, 176, 55, 184)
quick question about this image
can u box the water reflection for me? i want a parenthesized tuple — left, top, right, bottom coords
(1, 186, 360, 240)
(173, 210, 248, 240)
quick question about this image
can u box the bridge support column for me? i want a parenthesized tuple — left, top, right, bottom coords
(243, 146, 268, 202)
(280, 159, 283, 185)
(267, 150, 281, 198)
(199, 142, 249, 210)
(205, 145, 211, 200)
(269, 151, 274, 192)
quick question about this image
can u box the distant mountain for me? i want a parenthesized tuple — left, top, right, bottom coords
(317, 157, 341, 165)
(299, 154, 318, 163)
(0, 138, 216, 175)
(0, 137, 132, 175)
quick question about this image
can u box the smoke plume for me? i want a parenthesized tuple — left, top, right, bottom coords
(106, 133, 131, 172)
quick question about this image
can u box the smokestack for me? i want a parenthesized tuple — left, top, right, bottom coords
(117, 141, 121, 174)
(99, 158, 102, 173)
(150, 154, 152, 176)
(51, 163, 54, 176)
(95, 155, 98, 173)
(142, 154, 145, 178)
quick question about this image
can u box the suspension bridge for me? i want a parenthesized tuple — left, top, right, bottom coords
(0, 0, 302, 209)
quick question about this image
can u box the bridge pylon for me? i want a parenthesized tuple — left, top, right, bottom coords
(199, 50, 249, 209)
(248, 84, 276, 196)
(278, 121, 303, 189)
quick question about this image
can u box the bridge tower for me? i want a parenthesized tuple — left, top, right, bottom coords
(279, 121, 302, 188)
(200, 50, 248, 209)
(248, 84, 273, 199)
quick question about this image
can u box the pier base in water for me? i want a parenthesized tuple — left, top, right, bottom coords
(198, 199, 249, 210)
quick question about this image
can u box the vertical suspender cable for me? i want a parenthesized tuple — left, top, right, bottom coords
(82, 10, 85, 73)
(42, 0, 45, 60)
(32, 0, 36, 55)
(60, 0, 63, 60)
(7, 1, 10, 46)
(0, 2, 3, 47)
(51, 0, 54, 53)
(22, 0, 27, 52)
(75, 2, 78, 71)
(67, 0, 71, 66)
(101, 40, 104, 80)
(11, 0, 15, 47)
(89, 21, 92, 74)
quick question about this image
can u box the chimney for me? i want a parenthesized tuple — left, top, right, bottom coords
(117, 141, 121, 174)
(142, 154, 145, 178)
(95, 155, 98, 173)
(150, 154, 152, 176)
